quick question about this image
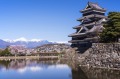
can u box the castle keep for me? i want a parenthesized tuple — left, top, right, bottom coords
(69, 2, 107, 51)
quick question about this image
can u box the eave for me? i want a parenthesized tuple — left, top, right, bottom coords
(73, 22, 96, 29)
(81, 8, 106, 13)
(77, 14, 107, 21)
(68, 33, 87, 37)
(68, 37, 98, 43)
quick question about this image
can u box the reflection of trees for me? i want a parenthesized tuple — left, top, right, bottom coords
(9, 59, 26, 69)
(0, 60, 11, 69)
(0, 59, 59, 70)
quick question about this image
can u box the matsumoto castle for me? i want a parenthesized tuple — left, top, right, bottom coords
(69, 2, 107, 51)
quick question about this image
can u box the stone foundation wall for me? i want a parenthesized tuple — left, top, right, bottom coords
(80, 43, 120, 69)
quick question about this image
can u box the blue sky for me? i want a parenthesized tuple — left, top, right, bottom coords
(0, 0, 120, 42)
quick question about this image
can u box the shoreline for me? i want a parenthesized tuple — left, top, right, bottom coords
(0, 56, 59, 60)
(79, 65, 120, 71)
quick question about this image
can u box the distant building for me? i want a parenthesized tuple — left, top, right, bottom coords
(68, 2, 107, 51)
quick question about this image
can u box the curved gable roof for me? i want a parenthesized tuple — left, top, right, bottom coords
(82, 2, 106, 11)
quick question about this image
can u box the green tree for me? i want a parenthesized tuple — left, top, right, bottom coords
(100, 12, 120, 43)
(0, 50, 2, 56)
(0, 47, 12, 56)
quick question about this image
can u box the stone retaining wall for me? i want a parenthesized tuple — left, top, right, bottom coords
(80, 43, 120, 69)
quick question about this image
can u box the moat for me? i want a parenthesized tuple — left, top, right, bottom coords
(0, 59, 120, 79)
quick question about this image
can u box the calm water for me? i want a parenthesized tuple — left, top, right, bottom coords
(0, 59, 120, 79)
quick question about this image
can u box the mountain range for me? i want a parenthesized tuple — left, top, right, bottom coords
(0, 37, 57, 48)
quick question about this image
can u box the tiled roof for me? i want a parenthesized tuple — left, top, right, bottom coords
(81, 2, 106, 12)
(78, 14, 107, 21)
(88, 2, 103, 10)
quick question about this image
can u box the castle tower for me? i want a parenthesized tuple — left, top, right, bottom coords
(68, 2, 107, 51)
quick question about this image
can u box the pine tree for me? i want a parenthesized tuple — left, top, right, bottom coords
(100, 12, 120, 43)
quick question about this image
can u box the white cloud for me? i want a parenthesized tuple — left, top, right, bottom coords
(55, 64, 69, 69)
(17, 67, 27, 73)
(30, 66, 43, 72)
(1, 68, 7, 71)
(17, 66, 43, 74)
(48, 64, 69, 69)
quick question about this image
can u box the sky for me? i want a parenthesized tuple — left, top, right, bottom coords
(0, 0, 120, 42)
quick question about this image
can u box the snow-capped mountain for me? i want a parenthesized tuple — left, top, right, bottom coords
(4, 37, 43, 43)
(0, 37, 55, 48)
